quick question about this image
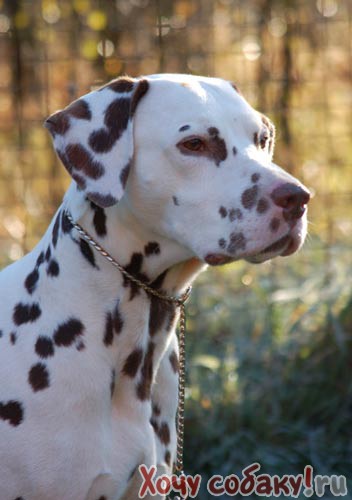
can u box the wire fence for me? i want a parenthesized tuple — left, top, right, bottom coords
(0, 0, 351, 489)
(0, 0, 351, 268)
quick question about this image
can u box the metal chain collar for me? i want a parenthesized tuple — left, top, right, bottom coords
(64, 211, 191, 477)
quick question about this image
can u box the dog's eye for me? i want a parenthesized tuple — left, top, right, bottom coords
(181, 138, 206, 152)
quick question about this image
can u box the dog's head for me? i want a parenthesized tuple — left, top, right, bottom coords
(45, 74, 310, 265)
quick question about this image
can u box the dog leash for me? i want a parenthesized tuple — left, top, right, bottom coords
(65, 211, 191, 493)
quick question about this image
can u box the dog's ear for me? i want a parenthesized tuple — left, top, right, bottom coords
(44, 77, 149, 208)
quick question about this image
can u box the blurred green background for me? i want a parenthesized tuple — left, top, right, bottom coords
(0, 0, 351, 498)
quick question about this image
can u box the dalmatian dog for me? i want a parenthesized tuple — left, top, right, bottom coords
(0, 74, 310, 500)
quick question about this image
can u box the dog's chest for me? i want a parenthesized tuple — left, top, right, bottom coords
(0, 231, 175, 499)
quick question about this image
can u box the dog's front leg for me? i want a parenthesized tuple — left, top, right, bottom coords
(121, 333, 179, 500)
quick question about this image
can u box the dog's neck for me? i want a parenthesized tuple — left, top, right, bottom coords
(61, 183, 206, 295)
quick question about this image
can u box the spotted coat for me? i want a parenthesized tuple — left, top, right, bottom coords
(0, 74, 309, 500)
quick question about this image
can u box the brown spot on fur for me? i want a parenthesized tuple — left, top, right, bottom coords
(45, 99, 89, 137)
(208, 127, 219, 136)
(65, 144, 105, 179)
(71, 172, 87, 190)
(229, 208, 242, 221)
(219, 206, 227, 218)
(270, 217, 280, 232)
(136, 341, 155, 401)
(157, 422, 170, 445)
(218, 238, 226, 249)
(78, 238, 96, 268)
(208, 127, 227, 166)
(0, 400, 24, 427)
(24, 268, 39, 295)
(28, 363, 50, 392)
(227, 232, 247, 254)
(44, 111, 70, 136)
(165, 450, 171, 466)
(120, 161, 131, 189)
(110, 369, 116, 399)
(148, 271, 177, 337)
(251, 173, 260, 183)
(52, 212, 61, 247)
(100, 77, 135, 93)
(89, 98, 130, 153)
(241, 185, 258, 210)
(112, 302, 123, 334)
(123, 253, 149, 301)
(130, 79, 149, 116)
(66, 99, 91, 120)
(150, 418, 158, 433)
(61, 211, 73, 234)
(149, 294, 176, 337)
(256, 198, 269, 214)
(123, 348, 144, 377)
(90, 202, 107, 237)
(152, 404, 161, 416)
(53, 318, 84, 347)
(103, 312, 114, 347)
(144, 242, 160, 256)
(232, 146, 237, 155)
(169, 350, 179, 373)
(105, 97, 130, 132)
(87, 192, 117, 208)
(88, 129, 117, 153)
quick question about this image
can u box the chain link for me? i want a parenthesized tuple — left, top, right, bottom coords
(64, 211, 191, 476)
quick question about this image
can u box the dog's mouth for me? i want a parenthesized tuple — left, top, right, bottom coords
(205, 233, 301, 266)
(245, 233, 294, 264)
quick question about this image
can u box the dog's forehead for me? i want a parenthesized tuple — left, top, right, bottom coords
(139, 74, 258, 131)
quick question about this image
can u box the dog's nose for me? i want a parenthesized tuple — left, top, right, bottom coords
(271, 183, 310, 221)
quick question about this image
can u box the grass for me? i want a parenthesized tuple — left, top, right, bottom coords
(184, 237, 352, 498)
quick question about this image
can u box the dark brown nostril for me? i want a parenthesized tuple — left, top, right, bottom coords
(271, 183, 310, 220)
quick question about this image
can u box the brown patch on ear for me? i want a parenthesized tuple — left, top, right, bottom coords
(99, 76, 135, 93)
(120, 161, 131, 189)
(44, 111, 70, 136)
(130, 79, 149, 116)
(72, 173, 87, 190)
(65, 99, 91, 120)
(105, 97, 130, 130)
(65, 144, 105, 179)
(45, 99, 91, 136)
(88, 97, 130, 153)
(86, 192, 118, 208)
